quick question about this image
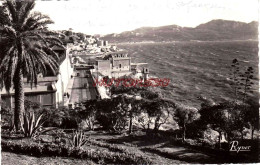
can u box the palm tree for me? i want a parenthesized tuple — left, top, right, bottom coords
(0, 0, 63, 131)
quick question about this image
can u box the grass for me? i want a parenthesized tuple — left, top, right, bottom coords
(1, 130, 152, 164)
(2, 129, 258, 164)
(2, 152, 95, 165)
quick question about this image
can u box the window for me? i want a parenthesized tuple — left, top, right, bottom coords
(119, 64, 122, 68)
(26, 95, 40, 103)
(42, 93, 53, 106)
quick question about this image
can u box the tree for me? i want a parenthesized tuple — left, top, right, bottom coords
(244, 99, 259, 140)
(95, 98, 128, 132)
(76, 32, 86, 41)
(0, 0, 63, 130)
(174, 104, 200, 142)
(199, 102, 236, 148)
(240, 66, 254, 104)
(229, 59, 257, 140)
(142, 99, 175, 131)
(111, 95, 143, 133)
(230, 59, 240, 103)
(120, 96, 143, 134)
(79, 100, 99, 130)
(230, 104, 248, 140)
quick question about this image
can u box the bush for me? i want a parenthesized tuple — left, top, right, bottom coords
(197, 138, 216, 148)
(20, 112, 45, 138)
(69, 130, 88, 148)
(1, 101, 13, 129)
(184, 139, 200, 146)
(1, 140, 151, 164)
(39, 107, 78, 129)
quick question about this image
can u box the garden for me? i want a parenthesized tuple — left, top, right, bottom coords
(1, 77, 259, 164)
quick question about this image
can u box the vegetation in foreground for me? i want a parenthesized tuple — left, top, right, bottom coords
(2, 152, 95, 165)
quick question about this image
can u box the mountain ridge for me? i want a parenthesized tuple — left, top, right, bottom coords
(101, 19, 258, 43)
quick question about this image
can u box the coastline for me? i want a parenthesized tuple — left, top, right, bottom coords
(110, 39, 259, 46)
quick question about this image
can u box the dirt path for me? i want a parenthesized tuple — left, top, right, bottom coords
(86, 132, 219, 164)
(139, 148, 186, 164)
(87, 136, 187, 164)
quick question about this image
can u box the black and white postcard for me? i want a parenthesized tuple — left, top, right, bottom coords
(0, 0, 259, 164)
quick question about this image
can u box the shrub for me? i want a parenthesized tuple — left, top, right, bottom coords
(1, 140, 151, 164)
(1, 101, 13, 129)
(197, 138, 216, 148)
(69, 130, 88, 148)
(20, 112, 45, 138)
(86, 138, 150, 164)
(39, 107, 78, 129)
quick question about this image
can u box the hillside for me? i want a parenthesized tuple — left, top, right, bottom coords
(101, 20, 258, 43)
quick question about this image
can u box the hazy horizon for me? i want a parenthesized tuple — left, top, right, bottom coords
(32, 0, 258, 35)
(101, 19, 258, 35)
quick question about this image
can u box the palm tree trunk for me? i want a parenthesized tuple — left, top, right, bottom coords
(14, 67, 25, 131)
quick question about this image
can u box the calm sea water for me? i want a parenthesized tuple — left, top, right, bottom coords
(118, 41, 259, 108)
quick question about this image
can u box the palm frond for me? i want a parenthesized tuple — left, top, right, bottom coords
(5, 0, 18, 23)
(0, 0, 63, 93)
(20, 0, 35, 26)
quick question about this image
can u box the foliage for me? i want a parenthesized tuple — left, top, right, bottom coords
(39, 107, 78, 129)
(195, 59, 258, 147)
(228, 59, 258, 139)
(87, 138, 133, 154)
(98, 98, 128, 132)
(141, 99, 175, 131)
(0, 100, 13, 129)
(230, 59, 255, 103)
(174, 104, 200, 141)
(20, 112, 45, 138)
(69, 130, 88, 148)
(76, 100, 98, 130)
(240, 66, 254, 103)
(24, 100, 41, 112)
(137, 112, 152, 130)
(199, 102, 231, 142)
(1, 99, 42, 130)
(81, 87, 177, 132)
(243, 99, 259, 139)
(0, 0, 63, 130)
(230, 58, 240, 102)
(1, 139, 151, 164)
(86, 138, 151, 163)
(111, 85, 161, 100)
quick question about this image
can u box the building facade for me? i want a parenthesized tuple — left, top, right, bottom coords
(96, 51, 132, 78)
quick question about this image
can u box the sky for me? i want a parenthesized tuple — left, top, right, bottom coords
(33, 0, 259, 35)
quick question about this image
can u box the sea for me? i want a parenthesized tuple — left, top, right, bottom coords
(117, 41, 259, 108)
